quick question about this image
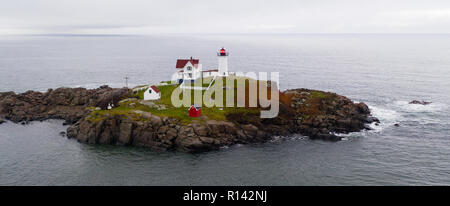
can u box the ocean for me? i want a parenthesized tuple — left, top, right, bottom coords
(1, 34, 450, 185)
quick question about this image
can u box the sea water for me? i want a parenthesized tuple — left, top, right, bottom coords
(0, 34, 450, 185)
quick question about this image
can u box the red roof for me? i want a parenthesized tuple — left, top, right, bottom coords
(176, 58, 199, 69)
(150, 85, 160, 93)
(188, 105, 202, 117)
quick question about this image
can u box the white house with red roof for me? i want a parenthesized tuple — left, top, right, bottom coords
(176, 57, 202, 83)
(144, 85, 161, 100)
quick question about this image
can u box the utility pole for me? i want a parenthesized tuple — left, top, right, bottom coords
(124, 76, 129, 88)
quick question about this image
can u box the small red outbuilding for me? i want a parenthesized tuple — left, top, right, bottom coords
(188, 105, 202, 117)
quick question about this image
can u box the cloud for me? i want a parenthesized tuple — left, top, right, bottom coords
(0, 0, 450, 35)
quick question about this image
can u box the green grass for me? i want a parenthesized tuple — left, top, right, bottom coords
(88, 109, 145, 122)
(293, 90, 337, 120)
(130, 88, 146, 100)
(160, 80, 173, 84)
(89, 99, 231, 124)
(89, 77, 273, 124)
(309, 91, 328, 99)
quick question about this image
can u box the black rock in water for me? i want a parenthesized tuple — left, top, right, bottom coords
(409, 100, 432, 105)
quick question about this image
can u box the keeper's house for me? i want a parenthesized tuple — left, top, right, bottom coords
(175, 57, 202, 83)
(143, 85, 161, 100)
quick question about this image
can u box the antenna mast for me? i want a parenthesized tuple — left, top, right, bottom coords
(124, 76, 129, 88)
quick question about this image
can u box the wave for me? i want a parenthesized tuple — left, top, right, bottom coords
(337, 100, 448, 139)
(367, 105, 401, 131)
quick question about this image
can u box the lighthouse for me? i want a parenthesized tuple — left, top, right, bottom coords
(217, 47, 229, 76)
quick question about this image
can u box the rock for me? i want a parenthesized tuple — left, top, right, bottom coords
(284, 88, 374, 136)
(350, 119, 364, 130)
(356, 102, 370, 114)
(236, 129, 247, 138)
(409, 100, 432, 105)
(206, 120, 226, 134)
(394, 123, 400, 127)
(157, 125, 169, 134)
(118, 121, 133, 145)
(119, 98, 138, 105)
(66, 123, 79, 138)
(140, 100, 167, 110)
(132, 130, 154, 147)
(178, 126, 195, 138)
(140, 100, 157, 107)
(62, 119, 74, 125)
(59, 131, 66, 137)
(165, 128, 178, 141)
(134, 110, 152, 119)
(365, 116, 380, 123)
(241, 124, 258, 137)
(175, 136, 212, 152)
(192, 123, 211, 136)
(337, 119, 351, 128)
(199, 136, 215, 144)
(313, 133, 341, 141)
(150, 115, 163, 128)
(0, 86, 129, 123)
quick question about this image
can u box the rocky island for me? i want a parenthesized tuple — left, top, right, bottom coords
(0, 82, 379, 152)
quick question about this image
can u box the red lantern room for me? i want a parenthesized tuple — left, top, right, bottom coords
(218, 47, 228, 56)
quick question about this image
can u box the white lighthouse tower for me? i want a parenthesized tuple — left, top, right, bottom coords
(217, 47, 229, 76)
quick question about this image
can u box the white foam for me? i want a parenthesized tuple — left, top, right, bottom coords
(270, 135, 306, 143)
(335, 105, 400, 138)
(338, 100, 448, 139)
(370, 105, 401, 125)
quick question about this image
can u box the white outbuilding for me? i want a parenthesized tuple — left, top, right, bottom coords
(144, 85, 161, 100)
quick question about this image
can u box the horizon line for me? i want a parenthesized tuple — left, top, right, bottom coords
(2, 32, 450, 37)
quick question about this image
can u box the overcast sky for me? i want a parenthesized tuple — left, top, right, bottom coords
(1, 0, 450, 35)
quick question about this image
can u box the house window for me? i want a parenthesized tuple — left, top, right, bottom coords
(188, 73, 192, 78)
(187, 66, 192, 71)
(149, 90, 152, 93)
